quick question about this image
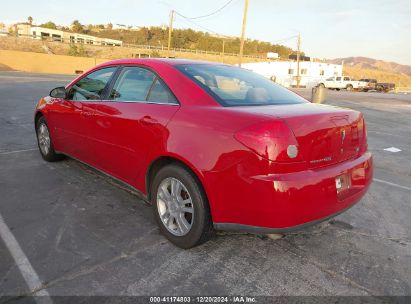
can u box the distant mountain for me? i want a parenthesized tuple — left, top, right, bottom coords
(327, 56, 411, 86)
(329, 57, 411, 77)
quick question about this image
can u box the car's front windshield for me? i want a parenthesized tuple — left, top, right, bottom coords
(175, 64, 307, 106)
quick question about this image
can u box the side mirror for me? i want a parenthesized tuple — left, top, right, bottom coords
(50, 86, 67, 98)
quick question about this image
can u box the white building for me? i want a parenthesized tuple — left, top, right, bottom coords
(112, 24, 141, 31)
(242, 60, 343, 88)
(15, 24, 122, 46)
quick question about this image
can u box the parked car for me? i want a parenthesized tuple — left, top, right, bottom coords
(35, 59, 373, 248)
(318, 76, 367, 91)
(376, 82, 395, 93)
(358, 79, 377, 92)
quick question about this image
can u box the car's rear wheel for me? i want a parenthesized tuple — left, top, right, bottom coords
(36, 116, 64, 162)
(318, 83, 325, 88)
(346, 84, 353, 91)
(151, 164, 214, 248)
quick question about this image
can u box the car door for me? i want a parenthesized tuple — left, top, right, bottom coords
(51, 66, 117, 163)
(89, 66, 180, 185)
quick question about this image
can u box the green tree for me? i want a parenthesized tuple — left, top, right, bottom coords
(68, 44, 87, 57)
(71, 20, 83, 33)
(82, 24, 295, 58)
(40, 21, 57, 29)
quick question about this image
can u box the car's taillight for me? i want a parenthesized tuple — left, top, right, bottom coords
(234, 120, 302, 162)
(359, 117, 368, 154)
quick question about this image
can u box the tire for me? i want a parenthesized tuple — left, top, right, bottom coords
(151, 164, 214, 248)
(346, 84, 353, 91)
(318, 83, 325, 88)
(35, 116, 64, 162)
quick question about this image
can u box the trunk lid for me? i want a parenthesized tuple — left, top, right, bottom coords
(230, 103, 365, 168)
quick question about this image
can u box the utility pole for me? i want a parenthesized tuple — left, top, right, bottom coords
(222, 40, 225, 63)
(239, 0, 249, 67)
(167, 10, 174, 58)
(296, 32, 301, 88)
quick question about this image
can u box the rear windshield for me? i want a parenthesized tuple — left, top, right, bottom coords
(175, 64, 307, 106)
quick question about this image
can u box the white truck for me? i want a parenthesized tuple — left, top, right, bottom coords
(318, 76, 367, 91)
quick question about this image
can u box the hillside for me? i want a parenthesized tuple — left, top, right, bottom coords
(330, 57, 411, 86)
(0, 36, 266, 66)
(83, 26, 294, 59)
(330, 57, 411, 76)
(343, 66, 411, 87)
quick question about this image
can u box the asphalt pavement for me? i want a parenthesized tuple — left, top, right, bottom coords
(0, 71, 410, 299)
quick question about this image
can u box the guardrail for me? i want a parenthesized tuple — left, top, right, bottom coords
(1, 33, 266, 59)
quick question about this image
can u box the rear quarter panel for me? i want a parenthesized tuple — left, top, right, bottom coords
(139, 105, 267, 221)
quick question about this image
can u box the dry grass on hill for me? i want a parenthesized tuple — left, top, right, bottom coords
(0, 36, 264, 65)
(344, 66, 411, 86)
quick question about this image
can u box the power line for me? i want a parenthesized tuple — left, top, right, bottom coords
(175, 0, 236, 20)
(175, 14, 231, 38)
(271, 35, 298, 44)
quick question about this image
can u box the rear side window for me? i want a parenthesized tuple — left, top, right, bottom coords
(67, 67, 116, 100)
(147, 79, 177, 104)
(175, 64, 306, 106)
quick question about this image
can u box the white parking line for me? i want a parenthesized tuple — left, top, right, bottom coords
(374, 178, 411, 191)
(0, 213, 53, 303)
(0, 148, 37, 155)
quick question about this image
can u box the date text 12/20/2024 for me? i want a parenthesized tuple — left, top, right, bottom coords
(149, 296, 256, 303)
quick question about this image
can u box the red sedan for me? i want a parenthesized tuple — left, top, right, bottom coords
(34, 59, 373, 248)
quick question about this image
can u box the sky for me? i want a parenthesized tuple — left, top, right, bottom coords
(1, 0, 410, 65)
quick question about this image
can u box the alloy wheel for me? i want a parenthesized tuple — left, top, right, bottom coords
(156, 177, 194, 236)
(38, 123, 51, 156)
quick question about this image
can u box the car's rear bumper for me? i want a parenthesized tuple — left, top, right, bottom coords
(211, 152, 373, 232)
(213, 203, 355, 234)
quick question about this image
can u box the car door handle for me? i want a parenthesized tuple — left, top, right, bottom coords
(141, 115, 157, 125)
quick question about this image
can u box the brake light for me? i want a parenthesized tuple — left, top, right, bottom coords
(359, 117, 368, 154)
(234, 120, 302, 162)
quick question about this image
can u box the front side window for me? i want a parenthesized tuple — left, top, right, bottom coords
(176, 64, 307, 106)
(109, 66, 177, 104)
(67, 67, 116, 101)
(109, 67, 155, 102)
(336, 77, 342, 81)
(344, 77, 350, 81)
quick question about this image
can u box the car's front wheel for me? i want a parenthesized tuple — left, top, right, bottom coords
(36, 116, 64, 162)
(151, 164, 214, 248)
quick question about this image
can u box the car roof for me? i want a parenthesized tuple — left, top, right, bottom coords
(97, 58, 221, 68)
